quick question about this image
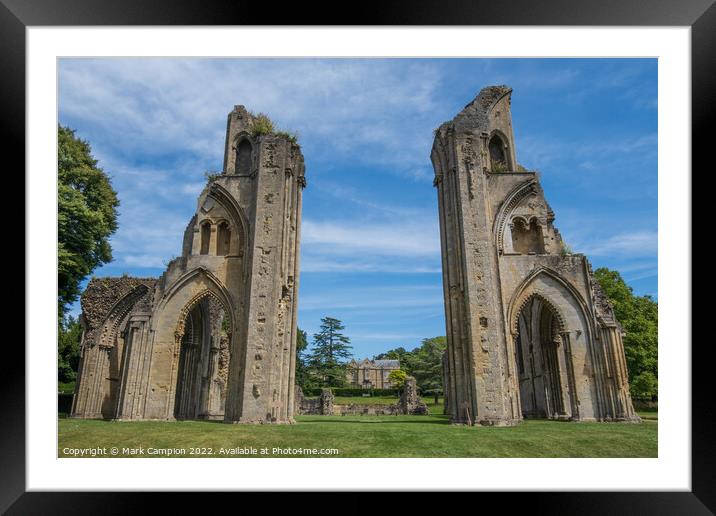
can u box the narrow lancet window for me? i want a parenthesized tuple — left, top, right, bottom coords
(489, 135, 508, 171)
(217, 221, 231, 256)
(236, 139, 252, 175)
(200, 222, 212, 255)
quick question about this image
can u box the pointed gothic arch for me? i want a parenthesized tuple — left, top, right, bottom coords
(505, 267, 599, 421)
(231, 132, 256, 176)
(72, 284, 152, 419)
(488, 132, 508, 171)
(144, 267, 240, 421)
(172, 288, 232, 420)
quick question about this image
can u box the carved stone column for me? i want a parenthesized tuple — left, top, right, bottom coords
(560, 331, 580, 420)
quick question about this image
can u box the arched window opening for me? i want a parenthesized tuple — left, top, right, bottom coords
(514, 297, 566, 419)
(489, 135, 508, 172)
(217, 221, 231, 256)
(200, 222, 212, 255)
(236, 139, 252, 175)
(511, 218, 545, 254)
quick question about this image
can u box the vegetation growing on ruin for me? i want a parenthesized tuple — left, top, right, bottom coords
(560, 242, 573, 256)
(248, 112, 299, 143)
(249, 112, 275, 136)
(204, 170, 221, 183)
(276, 130, 300, 144)
(492, 161, 508, 172)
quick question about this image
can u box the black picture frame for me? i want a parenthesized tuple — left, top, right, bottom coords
(4, 0, 708, 511)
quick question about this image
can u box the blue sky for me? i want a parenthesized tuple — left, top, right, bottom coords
(58, 58, 657, 359)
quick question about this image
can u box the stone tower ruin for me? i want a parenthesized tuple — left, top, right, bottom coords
(432, 86, 640, 425)
(71, 106, 306, 424)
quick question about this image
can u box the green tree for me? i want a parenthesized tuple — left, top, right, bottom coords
(594, 267, 658, 400)
(294, 328, 313, 389)
(58, 125, 119, 320)
(375, 347, 408, 362)
(388, 369, 408, 390)
(307, 317, 353, 387)
(376, 336, 447, 402)
(409, 337, 447, 402)
(58, 315, 82, 384)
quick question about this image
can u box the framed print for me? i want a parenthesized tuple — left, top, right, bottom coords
(5, 0, 711, 511)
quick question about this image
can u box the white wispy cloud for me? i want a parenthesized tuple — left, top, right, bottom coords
(60, 58, 451, 274)
(300, 285, 443, 311)
(302, 219, 440, 257)
(577, 231, 657, 257)
(59, 58, 447, 180)
(518, 132, 657, 170)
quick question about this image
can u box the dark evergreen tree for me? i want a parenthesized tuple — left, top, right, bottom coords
(308, 317, 353, 387)
(294, 328, 313, 389)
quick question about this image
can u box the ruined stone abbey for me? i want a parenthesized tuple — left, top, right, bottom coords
(71, 86, 639, 425)
(434, 86, 638, 425)
(71, 107, 305, 423)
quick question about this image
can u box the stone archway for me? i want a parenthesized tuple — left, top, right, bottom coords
(141, 266, 240, 422)
(505, 268, 601, 421)
(512, 295, 570, 420)
(173, 291, 232, 421)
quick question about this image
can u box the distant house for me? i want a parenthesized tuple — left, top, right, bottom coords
(346, 358, 401, 389)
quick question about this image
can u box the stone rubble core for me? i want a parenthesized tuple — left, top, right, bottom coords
(433, 85, 640, 425)
(71, 106, 306, 424)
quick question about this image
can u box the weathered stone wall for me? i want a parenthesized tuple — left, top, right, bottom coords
(334, 404, 400, 416)
(294, 386, 335, 415)
(399, 377, 429, 415)
(432, 86, 520, 426)
(71, 277, 156, 420)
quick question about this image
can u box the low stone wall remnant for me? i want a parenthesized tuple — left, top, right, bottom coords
(294, 377, 429, 416)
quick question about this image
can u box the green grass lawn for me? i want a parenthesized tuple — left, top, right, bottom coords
(58, 410, 657, 458)
(637, 409, 658, 421)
